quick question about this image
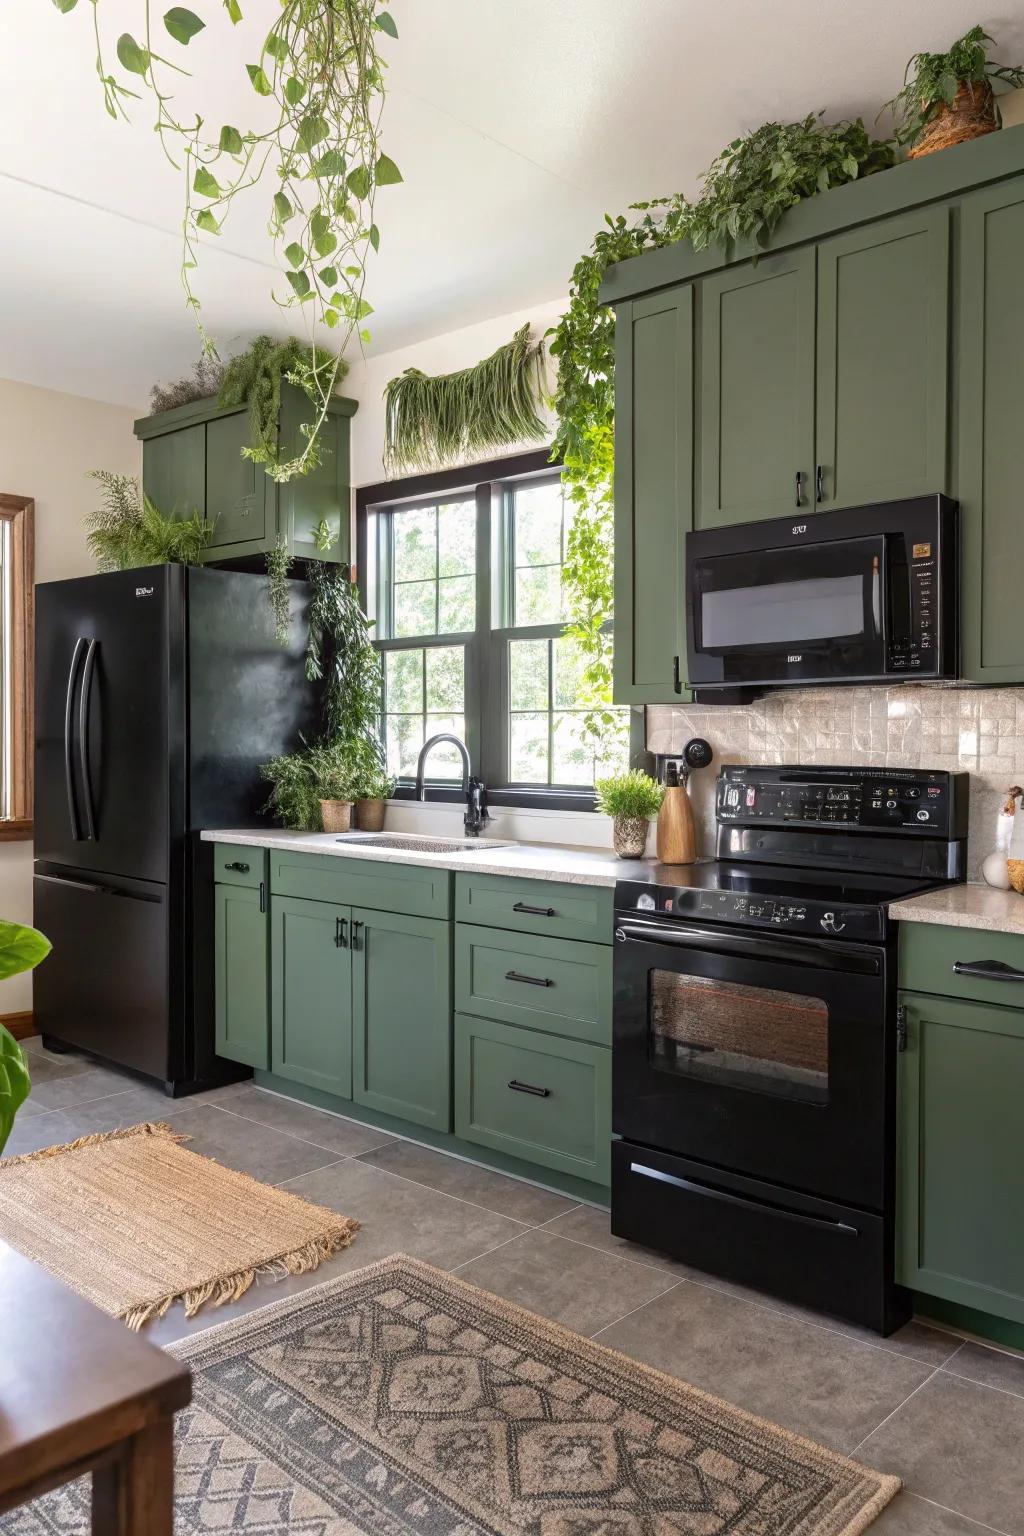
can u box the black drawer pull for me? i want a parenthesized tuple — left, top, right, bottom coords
(259, 880, 266, 915)
(335, 915, 348, 948)
(952, 959, 1024, 983)
(512, 901, 555, 917)
(508, 1079, 551, 1098)
(224, 860, 250, 873)
(505, 970, 553, 988)
(630, 1163, 858, 1236)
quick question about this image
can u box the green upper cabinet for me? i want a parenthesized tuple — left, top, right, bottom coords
(698, 249, 816, 527)
(135, 382, 357, 568)
(351, 907, 452, 1131)
(959, 179, 1024, 682)
(613, 284, 692, 704)
(814, 207, 950, 510)
(271, 893, 353, 1099)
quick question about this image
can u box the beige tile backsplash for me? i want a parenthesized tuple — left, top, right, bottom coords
(647, 685, 1020, 879)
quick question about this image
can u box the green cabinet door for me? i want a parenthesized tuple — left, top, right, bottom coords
(142, 422, 206, 520)
(214, 882, 269, 1069)
(271, 893, 352, 1098)
(898, 990, 1024, 1323)
(205, 410, 271, 550)
(350, 907, 452, 1130)
(699, 249, 815, 527)
(815, 207, 950, 509)
(613, 283, 693, 703)
(959, 179, 1024, 682)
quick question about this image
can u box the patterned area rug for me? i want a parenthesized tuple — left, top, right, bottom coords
(2, 1254, 900, 1535)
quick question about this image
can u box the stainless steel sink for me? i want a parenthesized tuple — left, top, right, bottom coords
(337, 832, 514, 853)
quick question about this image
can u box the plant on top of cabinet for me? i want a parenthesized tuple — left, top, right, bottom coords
(885, 25, 1024, 157)
(218, 335, 348, 472)
(594, 769, 663, 859)
(148, 355, 224, 415)
(84, 471, 214, 571)
(53, 0, 401, 480)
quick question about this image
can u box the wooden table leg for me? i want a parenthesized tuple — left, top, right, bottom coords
(91, 1419, 174, 1536)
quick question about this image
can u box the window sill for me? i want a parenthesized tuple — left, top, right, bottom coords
(0, 819, 32, 842)
(391, 785, 596, 814)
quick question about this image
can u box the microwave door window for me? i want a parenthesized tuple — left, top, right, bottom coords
(701, 573, 864, 649)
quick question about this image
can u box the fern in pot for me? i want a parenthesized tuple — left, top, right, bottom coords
(261, 739, 361, 833)
(595, 771, 664, 859)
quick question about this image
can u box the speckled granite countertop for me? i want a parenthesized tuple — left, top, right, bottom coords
(891, 883, 1024, 935)
(200, 827, 662, 888)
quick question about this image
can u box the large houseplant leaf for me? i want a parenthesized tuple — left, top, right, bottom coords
(0, 1026, 30, 1154)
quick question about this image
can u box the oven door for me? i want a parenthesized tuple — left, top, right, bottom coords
(687, 533, 886, 689)
(613, 916, 888, 1210)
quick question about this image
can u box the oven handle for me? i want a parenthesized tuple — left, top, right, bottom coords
(629, 1161, 859, 1237)
(613, 917, 881, 974)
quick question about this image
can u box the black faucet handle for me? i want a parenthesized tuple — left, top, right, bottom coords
(465, 776, 491, 835)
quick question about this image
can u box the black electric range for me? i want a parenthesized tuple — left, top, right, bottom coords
(611, 764, 968, 1336)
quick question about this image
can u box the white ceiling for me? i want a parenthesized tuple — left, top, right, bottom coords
(3, 1, 1022, 408)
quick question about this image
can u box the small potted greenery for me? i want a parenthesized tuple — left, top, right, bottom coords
(595, 770, 664, 859)
(352, 760, 397, 832)
(0, 920, 52, 1153)
(886, 25, 1024, 158)
(261, 738, 361, 833)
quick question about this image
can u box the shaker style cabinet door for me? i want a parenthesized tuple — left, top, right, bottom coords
(142, 422, 206, 521)
(898, 991, 1024, 1324)
(698, 248, 816, 528)
(958, 178, 1024, 682)
(214, 882, 269, 1070)
(271, 893, 353, 1099)
(612, 283, 693, 703)
(205, 410, 272, 549)
(815, 207, 950, 510)
(350, 908, 452, 1131)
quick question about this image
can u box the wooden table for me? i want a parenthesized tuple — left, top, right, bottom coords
(0, 1243, 191, 1533)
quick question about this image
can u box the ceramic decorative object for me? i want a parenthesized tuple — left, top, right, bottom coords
(1007, 787, 1024, 893)
(354, 798, 386, 832)
(319, 798, 353, 833)
(983, 785, 1020, 889)
(613, 815, 650, 859)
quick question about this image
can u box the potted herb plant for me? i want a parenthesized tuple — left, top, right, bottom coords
(352, 761, 397, 832)
(886, 25, 1024, 158)
(0, 919, 52, 1152)
(595, 770, 664, 859)
(261, 739, 361, 833)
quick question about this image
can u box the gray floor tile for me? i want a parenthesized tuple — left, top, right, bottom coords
(598, 1280, 931, 1455)
(455, 1226, 680, 1336)
(284, 1157, 528, 1272)
(221, 1088, 397, 1156)
(23, 1061, 142, 1112)
(538, 1201, 700, 1275)
(872, 1492, 1011, 1535)
(154, 1104, 347, 1184)
(359, 1139, 578, 1224)
(0, 1110, 74, 1158)
(860, 1370, 1024, 1535)
(944, 1340, 1024, 1399)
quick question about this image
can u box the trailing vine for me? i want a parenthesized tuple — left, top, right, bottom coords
(219, 335, 347, 466)
(53, 0, 401, 480)
(552, 114, 895, 744)
(265, 538, 294, 647)
(305, 562, 384, 756)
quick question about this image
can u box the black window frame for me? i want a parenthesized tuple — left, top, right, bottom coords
(356, 449, 642, 812)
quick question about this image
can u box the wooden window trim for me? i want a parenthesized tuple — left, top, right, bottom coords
(0, 494, 34, 838)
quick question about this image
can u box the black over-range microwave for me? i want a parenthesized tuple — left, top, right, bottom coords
(685, 496, 958, 699)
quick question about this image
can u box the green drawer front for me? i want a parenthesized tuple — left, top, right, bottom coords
(270, 849, 452, 919)
(455, 1014, 611, 1185)
(900, 922, 1024, 1008)
(455, 873, 613, 944)
(455, 924, 611, 1046)
(212, 843, 266, 891)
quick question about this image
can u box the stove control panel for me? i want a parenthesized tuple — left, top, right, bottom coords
(616, 882, 884, 941)
(716, 766, 967, 837)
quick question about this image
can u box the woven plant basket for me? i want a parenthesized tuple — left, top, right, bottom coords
(354, 798, 387, 832)
(319, 798, 353, 833)
(908, 79, 998, 158)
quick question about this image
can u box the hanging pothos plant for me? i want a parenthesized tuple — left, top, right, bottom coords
(553, 114, 895, 747)
(52, 0, 402, 480)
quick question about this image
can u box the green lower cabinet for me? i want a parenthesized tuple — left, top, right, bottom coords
(898, 989, 1024, 1324)
(454, 1013, 611, 1185)
(214, 882, 269, 1069)
(351, 907, 452, 1131)
(271, 894, 352, 1098)
(455, 924, 611, 1047)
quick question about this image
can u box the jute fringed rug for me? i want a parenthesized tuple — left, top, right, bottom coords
(0, 1253, 900, 1536)
(0, 1121, 357, 1328)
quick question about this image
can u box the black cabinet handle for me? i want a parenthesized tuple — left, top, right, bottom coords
(952, 959, 1024, 983)
(505, 970, 553, 988)
(896, 1003, 907, 1052)
(795, 470, 805, 508)
(672, 655, 682, 695)
(512, 901, 555, 917)
(351, 919, 363, 950)
(335, 915, 348, 948)
(259, 880, 266, 915)
(815, 463, 825, 503)
(225, 861, 251, 873)
(508, 1079, 551, 1098)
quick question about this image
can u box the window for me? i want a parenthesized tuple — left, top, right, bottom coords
(0, 495, 34, 838)
(364, 455, 631, 804)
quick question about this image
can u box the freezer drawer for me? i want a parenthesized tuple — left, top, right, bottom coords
(33, 869, 171, 1083)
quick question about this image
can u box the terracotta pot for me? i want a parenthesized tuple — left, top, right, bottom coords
(354, 798, 387, 832)
(319, 798, 353, 833)
(612, 815, 649, 859)
(908, 79, 997, 159)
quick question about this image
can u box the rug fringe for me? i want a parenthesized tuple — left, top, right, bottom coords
(119, 1221, 360, 1330)
(0, 1120, 190, 1168)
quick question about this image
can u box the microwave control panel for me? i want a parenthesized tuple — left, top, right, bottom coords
(716, 767, 967, 837)
(887, 539, 938, 674)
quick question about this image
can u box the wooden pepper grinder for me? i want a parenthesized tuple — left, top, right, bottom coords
(656, 738, 712, 865)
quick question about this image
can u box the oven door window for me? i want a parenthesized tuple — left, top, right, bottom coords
(649, 971, 829, 1105)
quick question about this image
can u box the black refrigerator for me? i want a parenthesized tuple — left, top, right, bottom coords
(33, 564, 317, 1093)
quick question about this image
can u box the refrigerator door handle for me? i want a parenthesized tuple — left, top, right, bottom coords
(35, 872, 110, 896)
(78, 638, 98, 841)
(64, 637, 86, 840)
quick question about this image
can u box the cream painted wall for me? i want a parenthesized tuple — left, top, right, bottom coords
(343, 297, 567, 488)
(0, 378, 141, 1010)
